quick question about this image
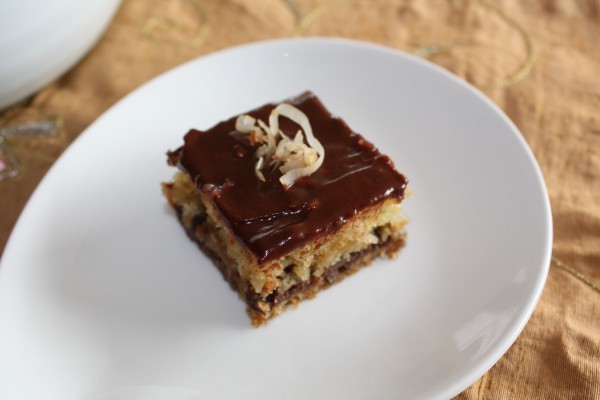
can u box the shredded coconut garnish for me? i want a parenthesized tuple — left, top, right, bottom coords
(235, 103, 325, 189)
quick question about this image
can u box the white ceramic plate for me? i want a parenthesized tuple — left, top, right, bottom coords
(0, 38, 552, 400)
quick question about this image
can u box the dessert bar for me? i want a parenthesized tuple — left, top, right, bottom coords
(162, 92, 408, 325)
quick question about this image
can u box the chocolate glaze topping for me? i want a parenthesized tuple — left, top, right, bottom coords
(169, 92, 408, 264)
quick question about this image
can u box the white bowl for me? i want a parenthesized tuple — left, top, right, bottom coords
(0, 0, 121, 110)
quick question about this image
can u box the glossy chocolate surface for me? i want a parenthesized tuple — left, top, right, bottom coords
(170, 92, 407, 264)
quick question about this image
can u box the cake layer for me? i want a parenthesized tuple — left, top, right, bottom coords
(244, 238, 405, 325)
(163, 171, 407, 324)
(167, 92, 408, 264)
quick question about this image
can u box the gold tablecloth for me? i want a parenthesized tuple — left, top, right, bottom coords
(1, 1, 598, 398)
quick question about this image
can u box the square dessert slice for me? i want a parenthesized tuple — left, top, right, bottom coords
(162, 92, 408, 325)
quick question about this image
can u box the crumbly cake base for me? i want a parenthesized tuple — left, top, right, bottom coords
(191, 221, 403, 325)
(163, 171, 407, 325)
(246, 237, 405, 325)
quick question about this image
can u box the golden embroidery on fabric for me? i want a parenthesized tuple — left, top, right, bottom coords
(141, 0, 209, 47)
(553, 257, 600, 294)
(285, 0, 535, 89)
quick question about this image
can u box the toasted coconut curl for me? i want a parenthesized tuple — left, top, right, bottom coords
(235, 103, 325, 189)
